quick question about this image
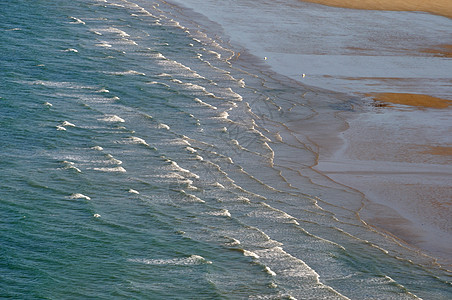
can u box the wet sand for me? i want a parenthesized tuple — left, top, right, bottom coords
(301, 0, 452, 19)
(315, 107, 452, 266)
(170, 0, 452, 267)
(421, 44, 452, 58)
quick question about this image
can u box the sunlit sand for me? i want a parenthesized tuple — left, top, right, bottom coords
(301, 0, 452, 18)
(366, 93, 452, 109)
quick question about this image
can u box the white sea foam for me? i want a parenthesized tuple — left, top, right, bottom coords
(95, 42, 112, 48)
(56, 125, 66, 131)
(115, 38, 137, 46)
(158, 123, 170, 130)
(257, 203, 299, 224)
(214, 182, 225, 189)
(225, 238, 241, 246)
(171, 79, 183, 84)
(157, 59, 205, 79)
(113, 28, 129, 37)
(63, 48, 78, 53)
(237, 196, 250, 203)
(370, 243, 390, 255)
(128, 255, 211, 266)
(124, 136, 149, 146)
(99, 115, 125, 123)
(128, 189, 140, 194)
(207, 50, 221, 59)
(160, 172, 186, 180)
(93, 166, 126, 173)
(96, 88, 110, 93)
(106, 154, 122, 165)
(61, 121, 75, 127)
(169, 161, 200, 179)
(108, 70, 145, 76)
(243, 250, 260, 259)
(194, 98, 217, 110)
(255, 247, 321, 279)
(205, 209, 231, 218)
(225, 88, 243, 101)
(147, 81, 170, 87)
(229, 102, 238, 109)
(91, 145, 104, 151)
(185, 147, 197, 153)
(165, 138, 191, 146)
(167, 18, 185, 29)
(173, 83, 216, 97)
(180, 190, 205, 203)
(62, 161, 82, 173)
(30, 80, 96, 89)
(182, 82, 210, 91)
(69, 193, 91, 200)
(43, 102, 53, 107)
(264, 266, 277, 276)
(218, 111, 229, 119)
(69, 17, 85, 25)
(153, 53, 166, 59)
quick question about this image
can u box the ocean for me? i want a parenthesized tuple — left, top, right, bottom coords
(1, 0, 451, 299)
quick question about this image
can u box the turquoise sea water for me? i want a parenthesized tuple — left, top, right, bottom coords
(1, 0, 451, 298)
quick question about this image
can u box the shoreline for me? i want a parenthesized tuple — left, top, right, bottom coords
(168, 0, 452, 269)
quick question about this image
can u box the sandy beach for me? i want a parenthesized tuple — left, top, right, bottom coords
(171, 0, 452, 267)
(314, 106, 452, 265)
(301, 0, 452, 19)
(299, 0, 452, 266)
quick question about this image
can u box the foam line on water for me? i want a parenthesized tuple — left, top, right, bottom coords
(62, 161, 82, 173)
(92, 166, 127, 173)
(69, 16, 85, 25)
(128, 255, 211, 266)
(69, 193, 91, 200)
(99, 115, 125, 123)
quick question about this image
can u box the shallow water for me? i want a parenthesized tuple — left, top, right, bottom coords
(1, 0, 451, 299)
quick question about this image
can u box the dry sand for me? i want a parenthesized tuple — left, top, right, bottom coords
(421, 146, 452, 156)
(301, 0, 452, 18)
(366, 93, 452, 109)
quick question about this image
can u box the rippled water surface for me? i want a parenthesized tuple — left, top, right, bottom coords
(1, 0, 451, 299)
